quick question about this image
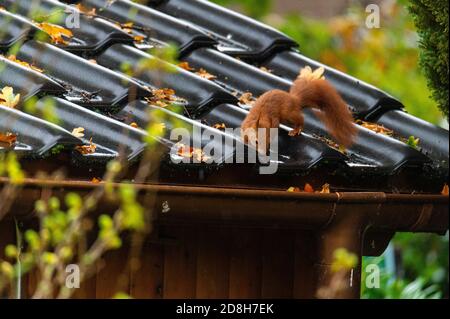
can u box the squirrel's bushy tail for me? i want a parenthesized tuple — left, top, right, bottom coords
(290, 71, 357, 147)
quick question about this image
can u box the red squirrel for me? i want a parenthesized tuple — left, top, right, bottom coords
(241, 66, 357, 152)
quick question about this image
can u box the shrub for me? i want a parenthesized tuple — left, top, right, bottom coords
(408, 0, 449, 119)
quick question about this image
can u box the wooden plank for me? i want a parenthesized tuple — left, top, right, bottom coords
(0, 219, 16, 298)
(228, 229, 262, 299)
(163, 226, 197, 298)
(261, 229, 295, 298)
(95, 248, 130, 298)
(130, 243, 164, 299)
(196, 227, 230, 299)
(72, 272, 97, 299)
(25, 268, 41, 299)
(293, 231, 317, 299)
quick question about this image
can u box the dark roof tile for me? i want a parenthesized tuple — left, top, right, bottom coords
(0, 0, 447, 193)
(97, 43, 238, 116)
(0, 9, 37, 50)
(17, 40, 150, 109)
(1, 0, 135, 55)
(0, 104, 81, 156)
(0, 55, 66, 100)
(153, 0, 297, 58)
(81, 0, 217, 55)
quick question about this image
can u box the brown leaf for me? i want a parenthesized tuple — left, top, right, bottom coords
(213, 123, 226, 130)
(239, 92, 255, 106)
(146, 88, 178, 107)
(178, 61, 194, 71)
(36, 22, 73, 45)
(177, 143, 194, 158)
(304, 183, 314, 193)
(176, 143, 210, 162)
(442, 184, 449, 196)
(75, 138, 96, 155)
(356, 120, 393, 136)
(91, 177, 101, 183)
(6, 55, 43, 73)
(117, 22, 134, 34)
(0, 132, 17, 147)
(75, 3, 97, 17)
(196, 68, 216, 80)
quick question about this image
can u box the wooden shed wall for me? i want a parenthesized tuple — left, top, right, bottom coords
(6, 224, 318, 299)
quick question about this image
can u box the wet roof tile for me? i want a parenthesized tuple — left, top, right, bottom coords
(0, 0, 448, 193)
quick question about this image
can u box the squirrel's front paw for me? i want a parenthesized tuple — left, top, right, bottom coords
(288, 128, 301, 137)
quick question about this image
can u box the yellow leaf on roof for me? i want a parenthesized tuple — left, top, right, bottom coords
(299, 66, 325, 81)
(0, 87, 20, 108)
(71, 127, 85, 138)
(6, 55, 43, 73)
(36, 22, 73, 45)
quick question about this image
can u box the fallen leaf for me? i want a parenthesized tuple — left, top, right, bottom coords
(0, 86, 20, 108)
(213, 123, 226, 130)
(304, 183, 314, 193)
(146, 88, 178, 107)
(71, 127, 85, 138)
(178, 61, 194, 71)
(91, 177, 101, 183)
(75, 138, 96, 155)
(176, 143, 209, 162)
(130, 122, 139, 128)
(259, 66, 272, 73)
(36, 22, 73, 45)
(117, 22, 134, 34)
(287, 187, 301, 192)
(299, 66, 325, 80)
(356, 120, 393, 136)
(177, 143, 194, 158)
(196, 68, 216, 80)
(133, 35, 145, 43)
(406, 136, 420, 149)
(0, 132, 17, 147)
(75, 3, 97, 17)
(238, 92, 255, 106)
(442, 184, 449, 196)
(313, 134, 346, 154)
(5, 55, 43, 73)
(320, 183, 330, 193)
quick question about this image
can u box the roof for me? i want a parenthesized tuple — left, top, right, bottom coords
(0, 0, 448, 194)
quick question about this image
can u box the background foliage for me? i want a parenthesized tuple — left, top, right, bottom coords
(210, 0, 449, 299)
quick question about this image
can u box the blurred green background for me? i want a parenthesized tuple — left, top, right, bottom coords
(210, 0, 449, 299)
